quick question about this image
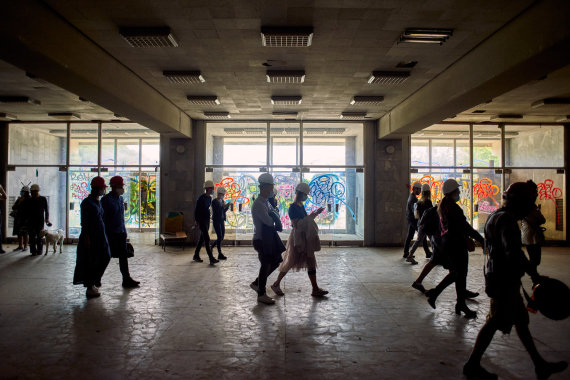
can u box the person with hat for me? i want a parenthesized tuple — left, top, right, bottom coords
(249, 173, 286, 305)
(210, 186, 230, 260)
(424, 178, 484, 318)
(27, 184, 51, 256)
(73, 176, 111, 298)
(463, 181, 567, 380)
(194, 180, 218, 265)
(101, 176, 140, 288)
(0, 183, 6, 254)
(404, 181, 430, 258)
(11, 186, 31, 252)
(406, 183, 434, 264)
(271, 182, 326, 297)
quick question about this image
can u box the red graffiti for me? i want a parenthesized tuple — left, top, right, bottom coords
(537, 179, 563, 226)
(70, 181, 90, 200)
(473, 178, 499, 205)
(214, 177, 250, 208)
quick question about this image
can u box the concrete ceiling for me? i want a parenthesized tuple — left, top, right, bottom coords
(1, 0, 569, 129)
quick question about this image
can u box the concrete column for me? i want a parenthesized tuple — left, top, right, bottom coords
(565, 124, 570, 242)
(345, 136, 356, 234)
(0, 122, 8, 242)
(363, 121, 376, 246)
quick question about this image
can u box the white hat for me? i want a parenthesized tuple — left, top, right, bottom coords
(204, 180, 214, 188)
(296, 182, 311, 195)
(30, 184, 40, 191)
(258, 173, 274, 185)
(216, 187, 226, 194)
(421, 183, 430, 192)
(412, 181, 422, 189)
(21, 186, 30, 192)
(442, 179, 460, 195)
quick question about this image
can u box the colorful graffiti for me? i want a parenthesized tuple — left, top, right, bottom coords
(537, 179, 563, 225)
(126, 175, 157, 228)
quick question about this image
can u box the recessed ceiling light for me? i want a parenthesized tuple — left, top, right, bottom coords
(163, 71, 205, 84)
(261, 27, 314, 47)
(272, 111, 298, 119)
(119, 27, 179, 47)
(48, 112, 80, 120)
(0, 96, 41, 105)
(350, 96, 384, 105)
(368, 71, 410, 85)
(399, 28, 453, 45)
(0, 112, 17, 120)
(186, 96, 220, 105)
(266, 70, 306, 83)
(340, 112, 367, 120)
(531, 98, 570, 108)
(271, 96, 302, 105)
(491, 114, 523, 120)
(204, 111, 231, 119)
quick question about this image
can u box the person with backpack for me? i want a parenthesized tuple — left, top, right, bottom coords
(463, 181, 567, 380)
(406, 183, 433, 264)
(404, 182, 430, 258)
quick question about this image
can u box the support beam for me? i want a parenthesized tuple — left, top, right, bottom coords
(0, 0, 191, 138)
(379, 0, 570, 139)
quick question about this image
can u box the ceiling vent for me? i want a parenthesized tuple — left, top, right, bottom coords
(340, 112, 367, 120)
(0, 113, 17, 121)
(224, 128, 265, 135)
(48, 112, 80, 120)
(272, 111, 298, 119)
(350, 96, 384, 105)
(0, 96, 41, 105)
(204, 111, 231, 119)
(399, 28, 453, 44)
(186, 96, 220, 105)
(261, 27, 314, 47)
(368, 71, 410, 85)
(491, 114, 523, 120)
(271, 96, 302, 105)
(119, 27, 179, 47)
(531, 98, 570, 108)
(305, 128, 346, 135)
(163, 71, 205, 84)
(266, 70, 306, 83)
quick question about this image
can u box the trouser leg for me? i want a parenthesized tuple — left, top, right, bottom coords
(422, 235, 431, 255)
(197, 222, 214, 259)
(195, 229, 204, 256)
(258, 260, 279, 296)
(403, 222, 416, 254)
(454, 253, 468, 305)
(526, 244, 541, 270)
(212, 222, 223, 254)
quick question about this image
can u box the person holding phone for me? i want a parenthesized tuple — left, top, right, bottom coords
(210, 186, 230, 260)
(271, 182, 328, 297)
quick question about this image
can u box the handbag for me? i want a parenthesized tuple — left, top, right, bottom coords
(126, 242, 134, 258)
(465, 237, 476, 252)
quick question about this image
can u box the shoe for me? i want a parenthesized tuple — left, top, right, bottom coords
(403, 251, 409, 258)
(311, 288, 329, 297)
(406, 256, 418, 265)
(250, 282, 259, 293)
(257, 294, 275, 304)
(13, 247, 23, 252)
(455, 303, 477, 319)
(271, 284, 284, 296)
(86, 286, 100, 298)
(209, 257, 219, 264)
(193, 256, 203, 263)
(426, 251, 433, 259)
(0, 250, 5, 254)
(411, 282, 426, 294)
(122, 278, 140, 288)
(425, 289, 438, 309)
(218, 253, 227, 260)
(465, 290, 480, 299)
(22, 247, 28, 252)
(463, 362, 498, 380)
(535, 360, 568, 380)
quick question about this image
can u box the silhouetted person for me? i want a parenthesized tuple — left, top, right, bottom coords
(0, 183, 6, 254)
(406, 183, 433, 264)
(210, 186, 230, 260)
(463, 181, 567, 380)
(27, 184, 50, 256)
(12, 186, 30, 252)
(521, 181, 546, 273)
(194, 180, 218, 265)
(404, 182, 429, 258)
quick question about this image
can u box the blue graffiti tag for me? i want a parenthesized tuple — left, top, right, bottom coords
(308, 174, 356, 219)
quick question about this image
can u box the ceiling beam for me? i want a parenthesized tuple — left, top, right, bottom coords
(0, 0, 191, 138)
(378, 0, 570, 139)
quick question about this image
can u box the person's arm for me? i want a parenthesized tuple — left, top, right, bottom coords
(252, 200, 274, 227)
(44, 197, 50, 224)
(501, 219, 539, 280)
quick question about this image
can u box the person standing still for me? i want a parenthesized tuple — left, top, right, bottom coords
(101, 176, 140, 288)
(12, 186, 31, 252)
(404, 182, 422, 258)
(0, 183, 7, 254)
(194, 180, 218, 265)
(210, 187, 230, 260)
(27, 184, 50, 256)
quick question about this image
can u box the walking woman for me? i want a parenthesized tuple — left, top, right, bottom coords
(406, 183, 433, 264)
(424, 179, 484, 318)
(271, 182, 327, 297)
(211, 186, 230, 260)
(12, 186, 31, 252)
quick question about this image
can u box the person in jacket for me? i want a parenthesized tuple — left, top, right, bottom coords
(101, 176, 139, 288)
(0, 183, 6, 254)
(406, 183, 433, 264)
(463, 181, 567, 380)
(424, 179, 484, 318)
(521, 181, 546, 273)
(12, 186, 31, 252)
(27, 184, 50, 256)
(73, 176, 111, 298)
(194, 180, 218, 265)
(249, 173, 286, 305)
(404, 182, 430, 258)
(210, 186, 230, 260)
(271, 182, 326, 297)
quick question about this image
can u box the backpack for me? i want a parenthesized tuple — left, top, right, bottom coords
(418, 206, 439, 236)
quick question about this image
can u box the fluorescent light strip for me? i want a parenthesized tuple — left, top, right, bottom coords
(163, 71, 205, 84)
(186, 96, 220, 105)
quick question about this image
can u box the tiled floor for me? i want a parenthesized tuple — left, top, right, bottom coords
(0, 243, 568, 379)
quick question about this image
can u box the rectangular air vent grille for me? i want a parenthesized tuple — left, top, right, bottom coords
(186, 96, 220, 105)
(368, 71, 410, 85)
(350, 96, 384, 105)
(163, 71, 205, 84)
(272, 112, 298, 118)
(305, 128, 346, 135)
(340, 112, 367, 120)
(204, 111, 230, 119)
(261, 27, 313, 47)
(266, 70, 305, 83)
(224, 128, 265, 135)
(0, 96, 41, 105)
(120, 27, 178, 47)
(271, 96, 302, 105)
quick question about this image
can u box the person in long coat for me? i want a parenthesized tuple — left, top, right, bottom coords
(73, 176, 111, 298)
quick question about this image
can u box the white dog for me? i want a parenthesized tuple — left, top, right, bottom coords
(40, 229, 64, 255)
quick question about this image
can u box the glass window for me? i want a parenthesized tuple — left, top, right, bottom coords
(9, 123, 67, 165)
(431, 140, 454, 167)
(473, 125, 501, 167)
(206, 123, 267, 166)
(142, 139, 160, 165)
(117, 140, 140, 165)
(303, 123, 363, 166)
(270, 123, 299, 166)
(505, 125, 563, 167)
(411, 139, 429, 167)
(68, 168, 98, 237)
(473, 169, 502, 233)
(70, 123, 98, 166)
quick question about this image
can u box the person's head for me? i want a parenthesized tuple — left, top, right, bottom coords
(257, 173, 274, 198)
(442, 179, 460, 202)
(411, 182, 422, 195)
(90, 176, 107, 197)
(20, 186, 30, 198)
(503, 181, 536, 219)
(30, 184, 40, 198)
(295, 182, 311, 203)
(204, 180, 214, 196)
(216, 186, 226, 199)
(109, 176, 125, 195)
(420, 183, 431, 201)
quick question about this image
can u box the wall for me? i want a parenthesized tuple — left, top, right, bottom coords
(506, 127, 564, 167)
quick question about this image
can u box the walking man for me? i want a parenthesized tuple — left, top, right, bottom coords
(101, 176, 140, 288)
(403, 181, 422, 258)
(27, 184, 50, 256)
(194, 180, 218, 265)
(210, 186, 230, 260)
